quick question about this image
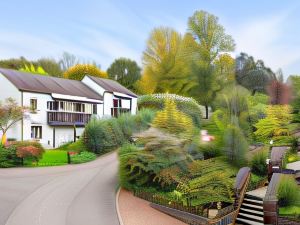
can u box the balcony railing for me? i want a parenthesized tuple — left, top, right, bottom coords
(47, 112, 92, 126)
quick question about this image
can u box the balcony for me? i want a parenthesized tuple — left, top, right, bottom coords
(47, 112, 92, 126)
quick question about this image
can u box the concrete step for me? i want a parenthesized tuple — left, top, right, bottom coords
(238, 213, 264, 222)
(236, 217, 264, 225)
(244, 194, 263, 201)
(242, 203, 263, 210)
(240, 207, 264, 216)
(243, 198, 263, 205)
(242, 203, 263, 211)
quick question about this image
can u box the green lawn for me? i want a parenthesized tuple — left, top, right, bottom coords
(38, 150, 68, 166)
(54, 139, 88, 152)
(279, 206, 300, 216)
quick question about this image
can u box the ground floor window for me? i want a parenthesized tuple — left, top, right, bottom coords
(31, 126, 42, 139)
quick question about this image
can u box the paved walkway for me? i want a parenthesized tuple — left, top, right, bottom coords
(0, 152, 119, 225)
(118, 189, 187, 225)
(246, 186, 268, 199)
(287, 161, 300, 170)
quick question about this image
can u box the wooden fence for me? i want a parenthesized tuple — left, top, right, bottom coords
(134, 190, 204, 217)
(134, 167, 251, 225)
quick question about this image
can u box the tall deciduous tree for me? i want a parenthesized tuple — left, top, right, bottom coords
(107, 58, 141, 91)
(181, 10, 235, 118)
(37, 58, 63, 77)
(236, 53, 275, 95)
(139, 27, 183, 93)
(59, 52, 78, 71)
(0, 98, 26, 145)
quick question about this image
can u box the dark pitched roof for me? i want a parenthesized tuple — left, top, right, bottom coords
(87, 76, 137, 98)
(0, 68, 103, 101)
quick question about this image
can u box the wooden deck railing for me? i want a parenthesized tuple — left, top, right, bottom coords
(47, 111, 92, 126)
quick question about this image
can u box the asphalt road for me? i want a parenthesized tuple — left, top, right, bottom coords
(0, 152, 119, 225)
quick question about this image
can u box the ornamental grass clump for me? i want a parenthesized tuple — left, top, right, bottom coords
(84, 109, 156, 154)
(250, 148, 268, 176)
(277, 175, 300, 207)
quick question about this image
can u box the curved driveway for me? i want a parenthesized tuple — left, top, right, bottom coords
(0, 152, 119, 225)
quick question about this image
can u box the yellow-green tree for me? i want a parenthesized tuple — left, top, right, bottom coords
(138, 27, 183, 94)
(153, 98, 194, 136)
(63, 64, 107, 80)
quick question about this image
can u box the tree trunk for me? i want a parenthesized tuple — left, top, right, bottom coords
(1, 132, 7, 146)
(251, 89, 256, 96)
(205, 105, 209, 119)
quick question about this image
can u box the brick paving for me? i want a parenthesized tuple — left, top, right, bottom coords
(118, 189, 187, 225)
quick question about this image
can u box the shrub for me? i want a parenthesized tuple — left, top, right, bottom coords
(38, 150, 68, 166)
(0, 145, 21, 167)
(254, 105, 292, 142)
(16, 146, 43, 161)
(84, 109, 156, 154)
(277, 175, 300, 207)
(71, 151, 96, 164)
(8, 141, 44, 153)
(198, 142, 222, 159)
(138, 94, 203, 128)
(5, 141, 44, 165)
(223, 124, 248, 166)
(250, 148, 268, 176)
(248, 174, 267, 191)
(152, 98, 194, 137)
(119, 128, 192, 190)
(84, 118, 113, 154)
(272, 136, 295, 146)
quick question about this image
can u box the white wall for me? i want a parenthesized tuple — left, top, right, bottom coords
(0, 73, 22, 141)
(131, 97, 137, 115)
(103, 93, 114, 117)
(82, 76, 138, 117)
(22, 92, 54, 148)
(82, 76, 106, 96)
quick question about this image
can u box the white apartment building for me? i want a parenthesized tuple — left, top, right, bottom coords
(0, 68, 137, 148)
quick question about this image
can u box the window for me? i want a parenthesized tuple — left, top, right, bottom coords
(30, 99, 37, 112)
(93, 104, 97, 114)
(111, 98, 130, 117)
(31, 126, 42, 139)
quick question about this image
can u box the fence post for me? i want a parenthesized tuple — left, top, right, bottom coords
(67, 151, 71, 164)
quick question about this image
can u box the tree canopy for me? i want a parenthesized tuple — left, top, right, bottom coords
(63, 64, 107, 80)
(236, 53, 275, 95)
(107, 58, 141, 91)
(139, 27, 183, 93)
(0, 98, 26, 145)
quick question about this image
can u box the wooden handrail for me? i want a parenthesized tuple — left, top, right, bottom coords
(232, 171, 251, 225)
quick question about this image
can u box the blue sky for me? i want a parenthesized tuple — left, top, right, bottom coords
(1, 0, 300, 78)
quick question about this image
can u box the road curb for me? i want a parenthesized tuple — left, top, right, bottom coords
(116, 187, 125, 225)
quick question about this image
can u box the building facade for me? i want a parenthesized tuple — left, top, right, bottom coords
(0, 69, 137, 148)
